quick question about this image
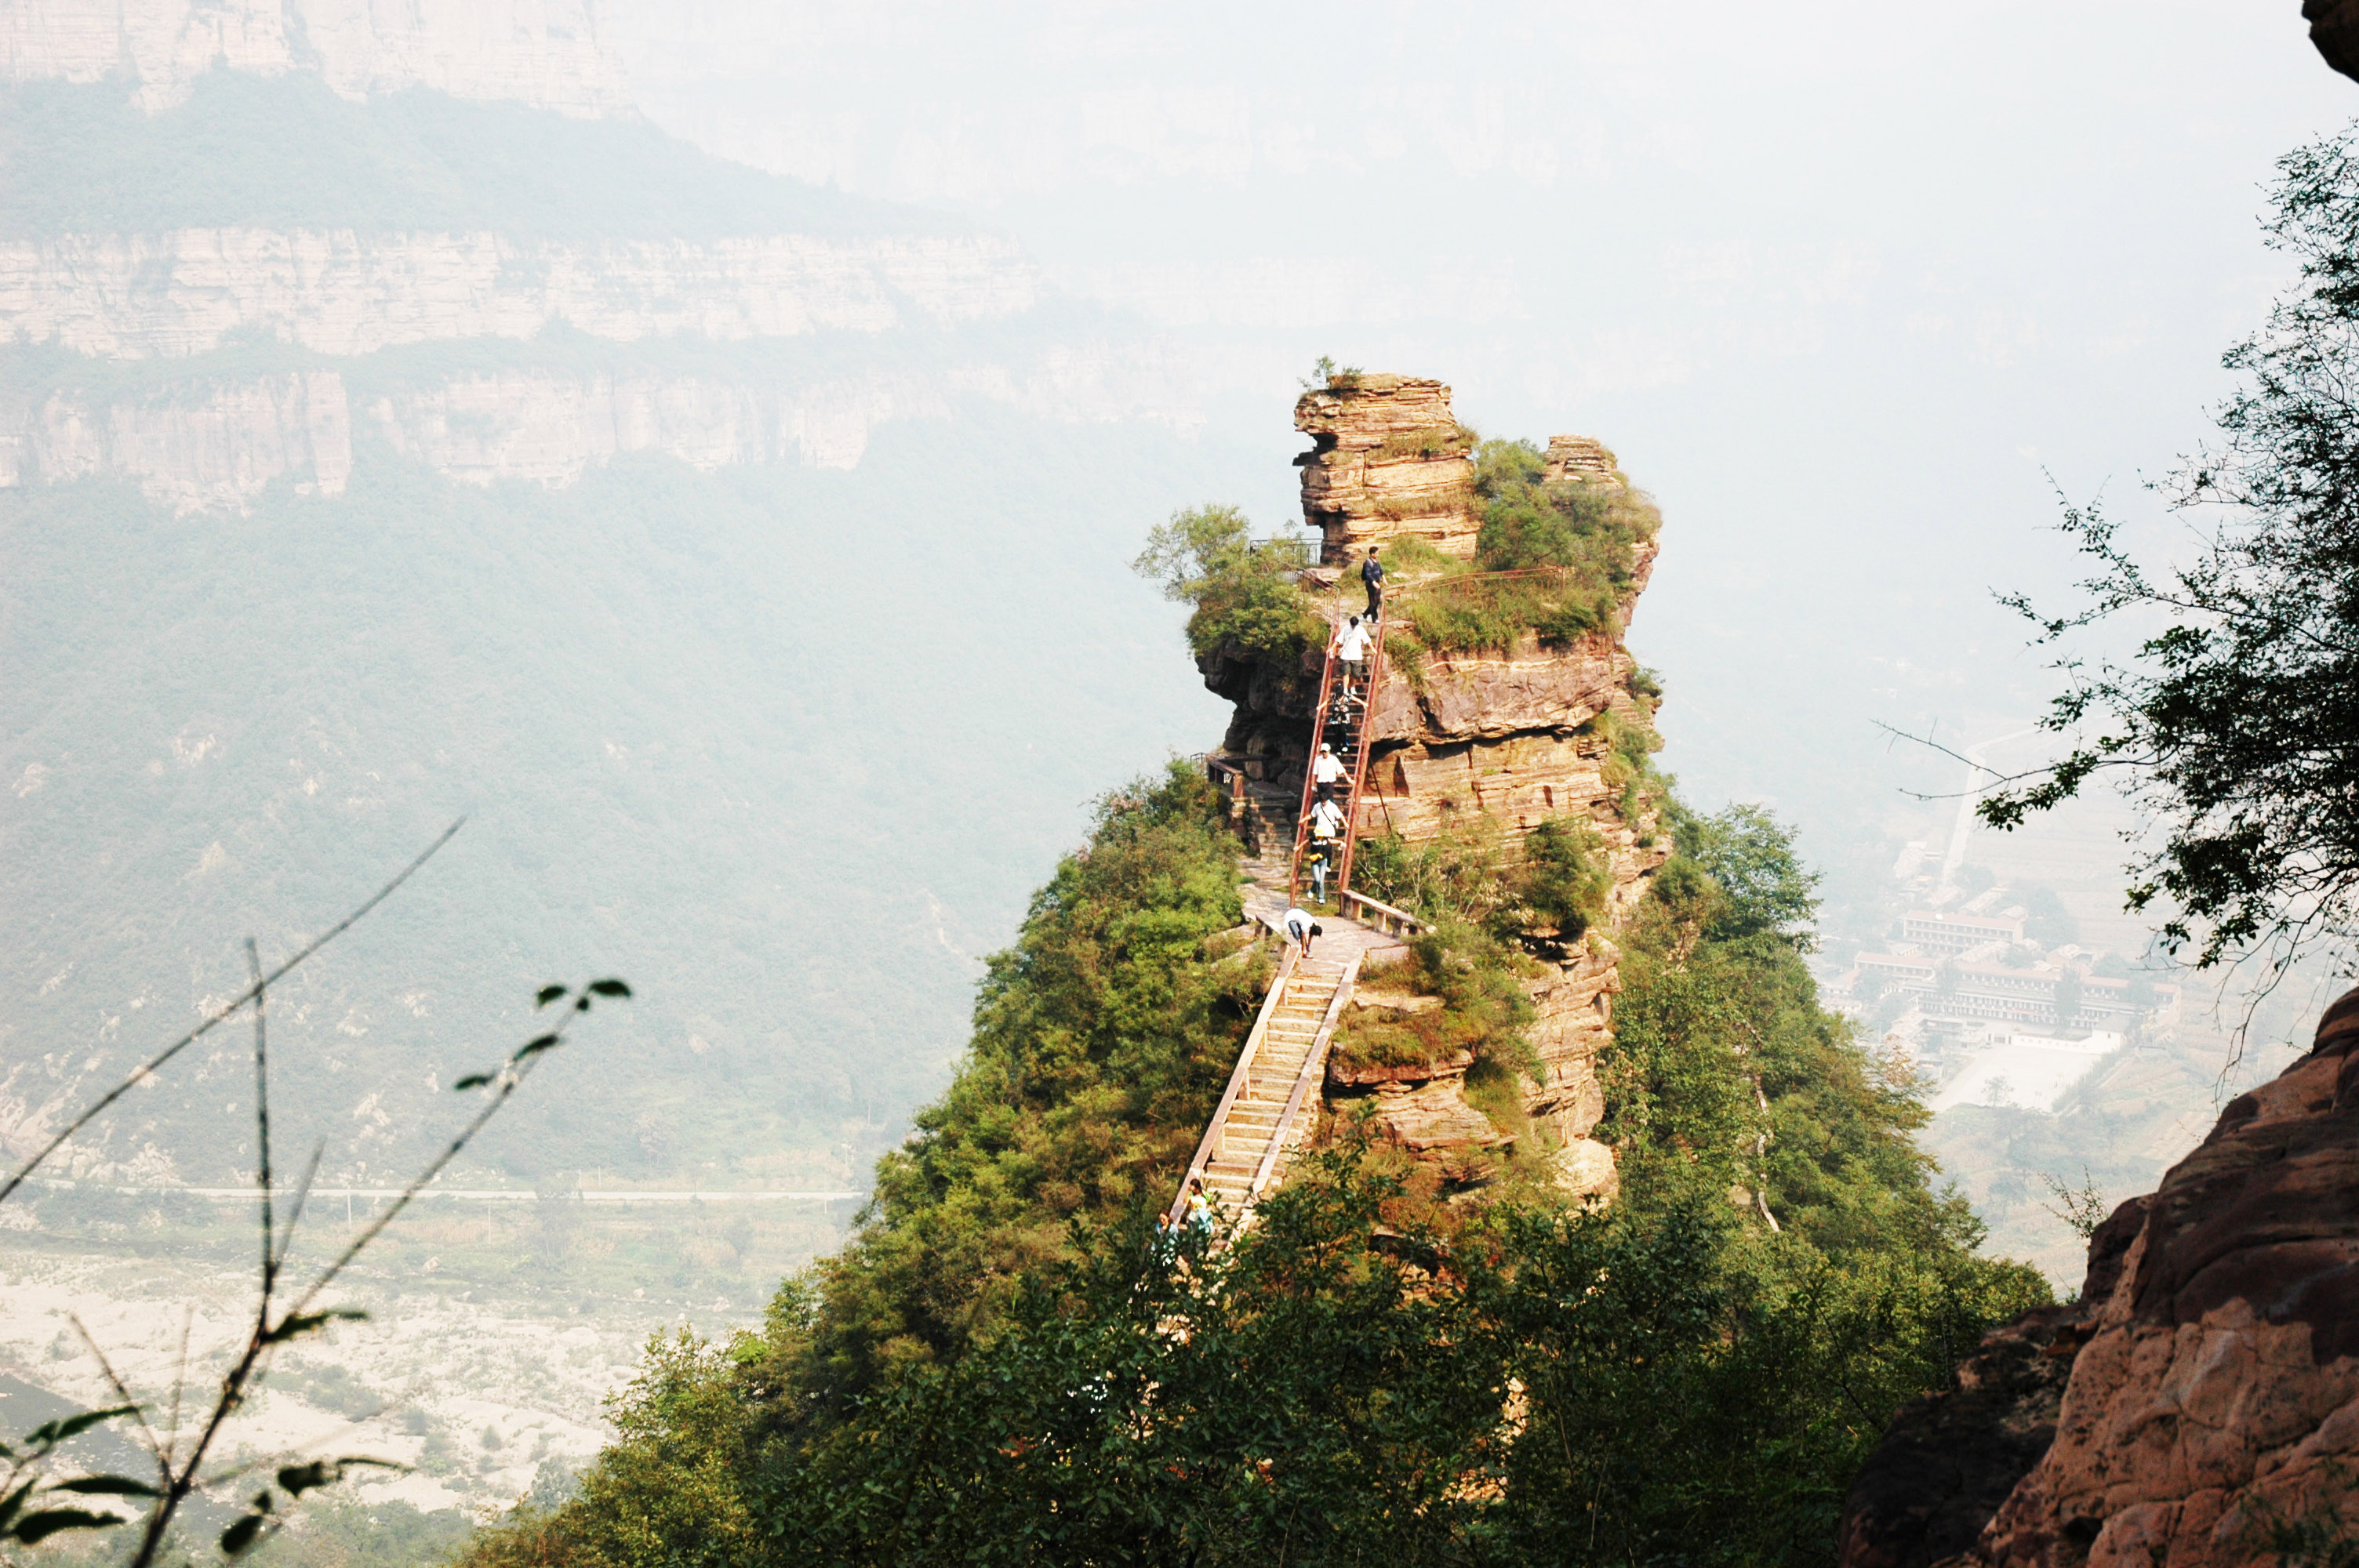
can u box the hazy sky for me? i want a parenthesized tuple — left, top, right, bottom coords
(602, 0, 2351, 915)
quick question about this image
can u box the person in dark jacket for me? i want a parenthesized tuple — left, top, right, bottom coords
(1360, 546, 1385, 617)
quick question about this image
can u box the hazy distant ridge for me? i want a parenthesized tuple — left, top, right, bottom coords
(2, 0, 631, 117)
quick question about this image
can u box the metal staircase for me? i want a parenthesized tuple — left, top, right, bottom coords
(1286, 601, 1387, 904)
(1165, 604, 1394, 1236)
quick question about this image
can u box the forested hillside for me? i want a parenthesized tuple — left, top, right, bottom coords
(464, 762, 2045, 1565)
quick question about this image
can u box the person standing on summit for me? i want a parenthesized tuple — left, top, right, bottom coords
(1360, 546, 1385, 618)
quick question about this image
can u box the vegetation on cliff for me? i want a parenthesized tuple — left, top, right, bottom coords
(461, 766, 2044, 1568)
(1136, 434, 1667, 679)
(760, 764, 1265, 1406)
(1384, 437, 1663, 659)
(1132, 503, 1325, 663)
(1608, 802, 1988, 1259)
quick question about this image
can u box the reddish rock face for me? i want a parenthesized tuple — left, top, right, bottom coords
(1839, 985, 2359, 1568)
(1293, 375, 1477, 564)
(2310, 0, 2359, 84)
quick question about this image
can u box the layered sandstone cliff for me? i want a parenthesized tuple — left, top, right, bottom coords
(0, 343, 1193, 510)
(0, 4, 1200, 509)
(2, 0, 632, 116)
(1294, 373, 1478, 563)
(1840, 987, 2359, 1568)
(1205, 374, 1665, 1203)
(0, 230, 1042, 359)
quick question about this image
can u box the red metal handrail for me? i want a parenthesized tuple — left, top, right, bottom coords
(1335, 596, 1387, 899)
(1285, 620, 1344, 902)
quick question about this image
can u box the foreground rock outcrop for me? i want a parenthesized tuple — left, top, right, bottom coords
(1841, 985, 2359, 1568)
(1205, 373, 1666, 1201)
(2310, 0, 2359, 85)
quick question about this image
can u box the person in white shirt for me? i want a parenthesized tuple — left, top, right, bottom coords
(1311, 743, 1347, 792)
(1310, 794, 1347, 842)
(1283, 905, 1323, 955)
(1336, 614, 1372, 680)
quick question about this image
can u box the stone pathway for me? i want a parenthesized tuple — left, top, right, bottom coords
(1239, 851, 1409, 968)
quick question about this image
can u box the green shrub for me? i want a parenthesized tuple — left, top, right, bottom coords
(1329, 914, 1539, 1081)
(1132, 503, 1321, 661)
(1519, 815, 1613, 938)
(750, 762, 1263, 1408)
(1365, 436, 1667, 658)
(1350, 813, 1516, 931)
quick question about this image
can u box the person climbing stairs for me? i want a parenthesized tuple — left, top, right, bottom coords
(1288, 601, 1387, 906)
(1168, 601, 1402, 1236)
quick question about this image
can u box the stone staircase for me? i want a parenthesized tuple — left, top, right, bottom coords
(1196, 954, 1354, 1211)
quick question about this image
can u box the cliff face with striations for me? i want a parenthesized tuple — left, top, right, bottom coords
(1, 347, 1175, 508)
(0, 230, 1041, 358)
(1205, 373, 1666, 1203)
(2, 0, 633, 116)
(1840, 986, 2359, 1568)
(1293, 373, 1478, 563)
(0, 34, 1192, 511)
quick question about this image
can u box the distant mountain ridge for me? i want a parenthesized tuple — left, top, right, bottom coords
(0, 2, 1237, 1194)
(2, 0, 632, 117)
(0, 64, 1194, 510)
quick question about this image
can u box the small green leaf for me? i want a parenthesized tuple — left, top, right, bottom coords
(0, 1477, 38, 1526)
(574, 996, 591, 1011)
(220, 1502, 270, 1556)
(453, 1074, 492, 1091)
(511, 1033, 560, 1063)
(262, 1308, 367, 1344)
(587, 979, 632, 998)
(535, 985, 567, 1008)
(12, 1508, 126, 1543)
(46, 1476, 162, 1498)
(24, 1407, 137, 1450)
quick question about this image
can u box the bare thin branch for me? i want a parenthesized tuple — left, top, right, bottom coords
(248, 938, 274, 1303)
(0, 819, 465, 1210)
(291, 1054, 554, 1316)
(67, 1313, 165, 1479)
(165, 1307, 192, 1471)
(274, 1142, 325, 1274)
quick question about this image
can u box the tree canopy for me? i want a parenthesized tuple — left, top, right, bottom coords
(1983, 125, 2359, 978)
